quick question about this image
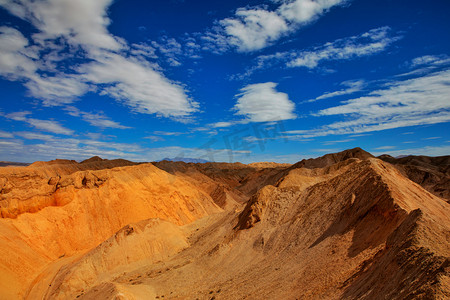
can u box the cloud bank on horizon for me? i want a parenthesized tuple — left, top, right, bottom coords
(0, 0, 449, 163)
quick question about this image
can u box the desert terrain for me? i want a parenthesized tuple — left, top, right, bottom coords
(0, 148, 449, 299)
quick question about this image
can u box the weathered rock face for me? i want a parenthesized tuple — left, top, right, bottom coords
(0, 150, 449, 300)
(0, 157, 139, 218)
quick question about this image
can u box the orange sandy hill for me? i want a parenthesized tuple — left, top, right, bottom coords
(0, 149, 449, 299)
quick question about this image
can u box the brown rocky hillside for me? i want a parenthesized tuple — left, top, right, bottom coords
(0, 149, 448, 299)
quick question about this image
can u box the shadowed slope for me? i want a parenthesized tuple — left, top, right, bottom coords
(379, 154, 450, 202)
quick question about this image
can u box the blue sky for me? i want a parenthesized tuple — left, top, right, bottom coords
(0, 0, 449, 163)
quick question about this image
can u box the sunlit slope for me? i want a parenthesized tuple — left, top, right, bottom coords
(0, 162, 220, 299)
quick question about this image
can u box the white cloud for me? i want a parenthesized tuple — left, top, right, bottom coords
(374, 146, 396, 150)
(81, 113, 130, 129)
(5, 111, 74, 135)
(151, 37, 183, 66)
(233, 82, 296, 122)
(287, 27, 399, 68)
(0, 26, 38, 78)
(25, 118, 74, 135)
(317, 70, 450, 117)
(0, 0, 122, 51)
(210, 121, 235, 128)
(284, 67, 450, 138)
(0, 0, 198, 120)
(153, 131, 185, 136)
(277, 0, 344, 23)
(212, 0, 346, 52)
(237, 27, 399, 78)
(322, 138, 354, 145)
(220, 8, 289, 52)
(16, 132, 54, 141)
(65, 106, 130, 129)
(396, 54, 450, 78)
(25, 74, 89, 104)
(0, 130, 14, 138)
(131, 43, 157, 59)
(5, 111, 30, 121)
(410, 54, 450, 68)
(145, 136, 165, 142)
(311, 79, 366, 101)
(79, 52, 197, 118)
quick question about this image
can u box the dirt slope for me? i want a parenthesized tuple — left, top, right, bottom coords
(30, 157, 450, 300)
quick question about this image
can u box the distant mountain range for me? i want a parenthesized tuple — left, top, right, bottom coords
(158, 157, 210, 163)
(0, 161, 30, 167)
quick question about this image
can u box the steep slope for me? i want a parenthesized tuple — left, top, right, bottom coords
(379, 154, 450, 202)
(37, 158, 449, 299)
(0, 163, 221, 299)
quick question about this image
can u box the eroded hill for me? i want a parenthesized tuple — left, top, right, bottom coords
(0, 149, 449, 299)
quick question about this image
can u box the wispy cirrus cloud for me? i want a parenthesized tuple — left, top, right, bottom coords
(234, 27, 400, 79)
(0, 130, 14, 138)
(145, 136, 165, 142)
(153, 131, 185, 136)
(410, 54, 450, 68)
(396, 54, 450, 78)
(309, 79, 366, 102)
(284, 59, 450, 138)
(204, 0, 347, 53)
(15, 132, 54, 141)
(5, 111, 74, 135)
(65, 107, 130, 129)
(374, 145, 396, 150)
(287, 26, 399, 68)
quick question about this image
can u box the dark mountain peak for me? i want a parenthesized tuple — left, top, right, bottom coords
(81, 156, 105, 164)
(292, 147, 374, 169)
